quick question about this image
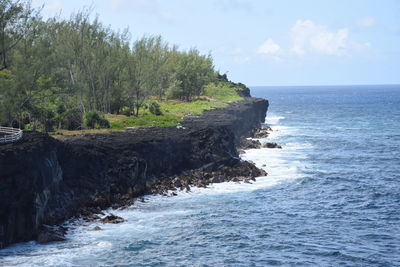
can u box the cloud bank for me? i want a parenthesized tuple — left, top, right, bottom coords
(257, 19, 369, 58)
(290, 19, 351, 56)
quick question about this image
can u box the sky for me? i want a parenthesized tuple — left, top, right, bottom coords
(31, 0, 400, 86)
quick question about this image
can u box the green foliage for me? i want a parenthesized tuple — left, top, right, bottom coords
(216, 72, 229, 82)
(166, 80, 184, 100)
(148, 101, 163, 115)
(109, 114, 181, 129)
(60, 108, 83, 130)
(85, 111, 110, 129)
(168, 49, 215, 101)
(0, 69, 15, 125)
(0, 2, 248, 133)
(24, 122, 42, 131)
(119, 106, 131, 116)
(158, 100, 225, 116)
(0, 0, 36, 70)
(202, 83, 243, 102)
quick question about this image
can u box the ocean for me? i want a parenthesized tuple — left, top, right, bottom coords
(1, 85, 400, 266)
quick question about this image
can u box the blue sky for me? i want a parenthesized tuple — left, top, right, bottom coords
(32, 0, 400, 86)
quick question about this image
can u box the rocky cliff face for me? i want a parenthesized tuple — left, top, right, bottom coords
(0, 97, 268, 248)
(0, 133, 63, 247)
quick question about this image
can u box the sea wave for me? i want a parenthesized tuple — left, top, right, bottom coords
(265, 115, 285, 125)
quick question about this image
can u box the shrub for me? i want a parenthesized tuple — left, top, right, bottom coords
(61, 108, 83, 130)
(24, 122, 42, 131)
(119, 106, 131, 116)
(148, 101, 163, 116)
(85, 111, 110, 129)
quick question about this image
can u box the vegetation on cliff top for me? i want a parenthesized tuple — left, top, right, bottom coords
(0, 1, 249, 133)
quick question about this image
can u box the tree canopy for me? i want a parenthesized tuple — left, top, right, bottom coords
(0, 1, 222, 131)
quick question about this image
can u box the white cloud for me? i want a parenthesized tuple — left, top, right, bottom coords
(358, 17, 375, 27)
(290, 19, 364, 56)
(256, 20, 370, 63)
(257, 38, 281, 54)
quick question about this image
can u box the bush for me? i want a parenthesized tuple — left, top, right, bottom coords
(119, 106, 131, 116)
(61, 108, 83, 130)
(148, 101, 163, 116)
(85, 111, 110, 129)
(24, 122, 42, 131)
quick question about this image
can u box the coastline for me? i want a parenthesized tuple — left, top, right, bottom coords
(0, 97, 268, 248)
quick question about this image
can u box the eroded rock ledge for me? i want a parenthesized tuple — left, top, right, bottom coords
(0, 97, 268, 248)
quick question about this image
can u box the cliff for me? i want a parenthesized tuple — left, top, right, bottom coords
(0, 97, 268, 248)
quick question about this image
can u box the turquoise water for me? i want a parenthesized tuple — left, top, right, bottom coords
(1, 85, 400, 266)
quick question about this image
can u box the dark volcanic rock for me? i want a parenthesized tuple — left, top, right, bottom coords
(240, 138, 262, 149)
(100, 214, 125, 224)
(262, 142, 282, 149)
(253, 126, 272, 139)
(148, 160, 267, 195)
(37, 226, 67, 243)
(0, 132, 63, 247)
(0, 97, 268, 248)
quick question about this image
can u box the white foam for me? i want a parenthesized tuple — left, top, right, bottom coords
(241, 112, 313, 187)
(242, 147, 307, 179)
(265, 115, 285, 125)
(258, 125, 290, 140)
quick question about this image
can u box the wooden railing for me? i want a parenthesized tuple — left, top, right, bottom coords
(0, 127, 23, 144)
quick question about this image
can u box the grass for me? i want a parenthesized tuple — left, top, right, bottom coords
(103, 82, 243, 130)
(51, 81, 244, 134)
(202, 83, 244, 102)
(106, 100, 225, 130)
(158, 99, 226, 116)
(108, 113, 181, 129)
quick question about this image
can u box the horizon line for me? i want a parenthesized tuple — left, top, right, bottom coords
(249, 83, 400, 88)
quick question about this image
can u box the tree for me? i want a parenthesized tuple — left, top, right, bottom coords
(170, 49, 215, 101)
(125, 37, 153, 116)
(0, 4, 219, 129)
(0, 0, 35, 70)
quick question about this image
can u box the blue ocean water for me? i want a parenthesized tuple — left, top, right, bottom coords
(1, 85, 400, 266)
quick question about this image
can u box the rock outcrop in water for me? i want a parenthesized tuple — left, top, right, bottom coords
(0, 97, 268, 248)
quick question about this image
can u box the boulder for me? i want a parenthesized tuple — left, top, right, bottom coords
(262, 142, 282, 149)
(37, 228, 67, 243)
(253, 126, 272, 138)
(100, 214, 125, 224)
(240, 138, 262, 149)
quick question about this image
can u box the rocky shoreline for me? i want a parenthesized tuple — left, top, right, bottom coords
(0, 97, 268, 248)
(58, 126, 279, 241)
